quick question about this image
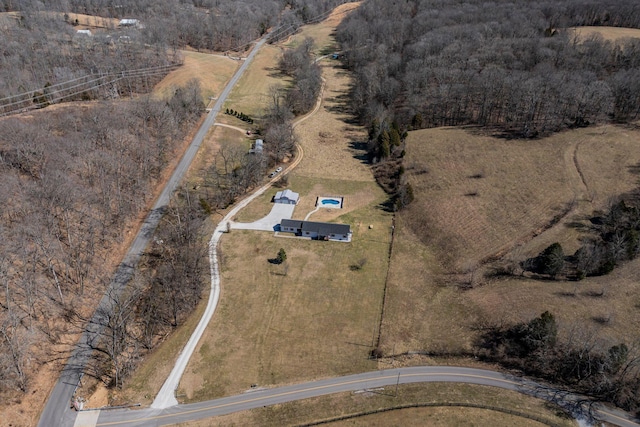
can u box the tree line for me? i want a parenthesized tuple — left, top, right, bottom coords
(0, 82, 203, 393)
(336, 0, 640, 138)
(478, 311, 640, 414)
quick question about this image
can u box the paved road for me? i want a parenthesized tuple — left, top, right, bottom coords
(89, 366, 640, 426)
(37, 37, 268, 427)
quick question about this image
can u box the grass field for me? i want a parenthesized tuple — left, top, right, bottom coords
(153, 51, 238, 103)
(220, 44, 289, 120)
(570, 26, 640, 42)
(379, 124, 640, 355)
(173, 0, 395, 405)
(173, 383, 574, 427)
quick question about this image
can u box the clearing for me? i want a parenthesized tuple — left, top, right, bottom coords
(153, 51, 238, 103)
(379, 125, 640, 356)
(570, 26, 640, 42)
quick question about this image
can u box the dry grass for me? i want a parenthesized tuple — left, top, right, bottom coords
(153, 51, 238, 102)
(380, 124, 640, 355)
(285, 2, 362, 54)
(292, 66, 372, 182)
(172, 383, 574, 427)
(221, 44, 288, 119)
(179, 202, 391, 401)
(570, 26, 640, 42)
(0, 11, 120, 29)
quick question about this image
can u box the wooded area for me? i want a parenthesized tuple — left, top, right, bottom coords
(337, 0, 640, 137)
(0, 0, 349, 401)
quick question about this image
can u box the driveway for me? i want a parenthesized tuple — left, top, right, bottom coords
(230, 203, 295, 231)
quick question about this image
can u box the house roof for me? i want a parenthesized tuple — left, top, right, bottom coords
(119, 18, 139, 26)
(275, 189, 299, 202)
(280, 219, 351, 236)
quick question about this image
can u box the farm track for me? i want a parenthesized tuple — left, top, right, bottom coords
(479, 138, 595, 266)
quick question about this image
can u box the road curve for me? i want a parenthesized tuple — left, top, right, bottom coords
(37, 37, 267, 427)
(94, 366, 640, 427)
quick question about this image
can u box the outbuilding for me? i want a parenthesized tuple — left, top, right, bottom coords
(274, 189, 299, 205)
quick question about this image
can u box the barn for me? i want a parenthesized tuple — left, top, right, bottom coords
(274, 189, 299, 205)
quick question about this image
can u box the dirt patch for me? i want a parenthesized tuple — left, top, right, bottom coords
(570, 26, 640, 42)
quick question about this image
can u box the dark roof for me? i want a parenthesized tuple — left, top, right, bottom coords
(281, 219, 351, 236)
(281, 219, 304, 229)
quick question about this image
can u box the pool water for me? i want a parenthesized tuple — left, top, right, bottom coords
(321, 199, 340, 205)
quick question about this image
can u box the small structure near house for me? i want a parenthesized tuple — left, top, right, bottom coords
(118, 18, 140, 27)
(274, 189, 299, 205)
(249, 139, 263, 154)
(280, 219, 352, 242)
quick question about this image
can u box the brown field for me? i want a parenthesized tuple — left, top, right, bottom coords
(153, 51, 238, 102)
(0, 11, 120, 29)
(570, 26, 640, 42)
(285, 2, 362, 54)
(379, 125, 640, 355)
(221, 44, 289, 119)
(173, 383, 574, 427)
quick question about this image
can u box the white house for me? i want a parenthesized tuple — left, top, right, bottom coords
(118, 18, 140, 27)
(280, 219, 352, 242)
(274, 189, 299, 205)
(250, 139, 263, 154)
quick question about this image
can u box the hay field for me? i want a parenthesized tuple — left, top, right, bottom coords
(153, 51, 238, 102)
(286, 2, 362, 54)
(221, 44, 288, 119)
(379, 125, 640, 355)
(570, 26, 640, 42)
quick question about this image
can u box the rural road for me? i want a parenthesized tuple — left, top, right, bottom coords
(81, 366, 640, 426)
(38, 36, 268, 427)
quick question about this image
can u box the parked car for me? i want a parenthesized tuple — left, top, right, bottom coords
(269, 172, 276, 178)
(275, 166, 283, 173)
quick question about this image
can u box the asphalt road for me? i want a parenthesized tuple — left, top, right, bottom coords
(86, 366, 640, 427)
(37, 37, 267, 427)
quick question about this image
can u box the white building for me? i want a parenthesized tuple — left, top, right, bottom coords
(118, 18, 140, 27)
(274, 189, 299, 205)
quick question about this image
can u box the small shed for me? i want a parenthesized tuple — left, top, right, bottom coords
(274, 189, 299, 205)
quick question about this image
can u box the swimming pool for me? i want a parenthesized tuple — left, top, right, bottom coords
(322, 199, 340, 205)
(317, 196, 344, 209)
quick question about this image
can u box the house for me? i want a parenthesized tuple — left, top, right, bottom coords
(274, 189, 299, 205)
(280, 219, 352, 242)
(249, 139, 263, 154)
(118, 18, 139, 27)
(76, 29, 92, 36)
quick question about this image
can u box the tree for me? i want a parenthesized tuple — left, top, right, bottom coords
(276, 248, 287, 264)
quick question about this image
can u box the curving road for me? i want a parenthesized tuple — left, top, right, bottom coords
(38, 36, 268, 427)
(87, 366, 640, 426)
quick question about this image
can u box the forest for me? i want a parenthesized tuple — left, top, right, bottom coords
(337, 0, 640, 139)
